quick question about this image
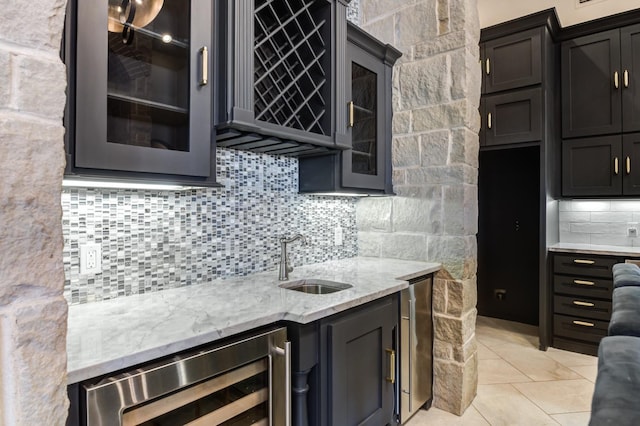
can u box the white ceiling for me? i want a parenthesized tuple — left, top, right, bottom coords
(478, 0, 640, 29)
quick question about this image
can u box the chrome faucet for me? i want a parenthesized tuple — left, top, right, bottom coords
(279, 234, 307, 281)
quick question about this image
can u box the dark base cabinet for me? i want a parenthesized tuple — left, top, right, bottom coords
(551, 253, 623, 356)
(284, 294, 399, 426)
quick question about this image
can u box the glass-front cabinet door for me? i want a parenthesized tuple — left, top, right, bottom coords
(343, 41, 386, 190)
(73, 0, 212, 177)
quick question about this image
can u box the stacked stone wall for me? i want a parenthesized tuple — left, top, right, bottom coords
(0, 0, 69, 423)
(357, 0, 480, 414)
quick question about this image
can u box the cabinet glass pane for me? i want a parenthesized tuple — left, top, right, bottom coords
(106, 0, 190, 151)
(352, 63, 377, 175)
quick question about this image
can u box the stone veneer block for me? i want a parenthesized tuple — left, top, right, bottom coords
(392, 169, 406, 186)
(16, 56, 67, 117)
(392, 196, 442, 234)
(449, 127, 480, 168)
(0, 0, 67, 50)
(433, 353, 478, 415)
(0, 50, 11, 107)
(0, 117, 65, 295)
(434, 334, 477, 363)
(442, 184, 478, 235)
(360, 0, 413, 25)
(357, 231, 383, 257)
(413, 101, 468, 132)
(395, 2, 439, 48)
(400, 56, 451, 109)
(392, 135, 421, 168)
(356, 197, 393, 231)
(379, 233, 427, 261)
(420, 130, 450, 167)
(450, 46, 481, 102)
(0, 298, 69, 425)
(406, 164, 477, 187)
(392, 110, 411, 134)
(427, 235, 477, 279)
(434, 308, 477, 345)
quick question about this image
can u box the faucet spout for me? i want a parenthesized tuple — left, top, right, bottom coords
(278, 234, 307, 281)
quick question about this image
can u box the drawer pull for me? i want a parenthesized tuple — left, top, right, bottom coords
(615, 157, 620, 175)
(486, 58, 490, 75)
(488, 112, 492, 129)
(573, 320, 595, 327)
(573, 279, 595, 286)
(573, 259, 595, 265)
(573, 300, 595, 307)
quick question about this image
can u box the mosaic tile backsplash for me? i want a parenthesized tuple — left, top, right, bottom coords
(62, 148, 358, 305)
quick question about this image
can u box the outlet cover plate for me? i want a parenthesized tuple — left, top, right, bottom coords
(80, 243, 102, 275)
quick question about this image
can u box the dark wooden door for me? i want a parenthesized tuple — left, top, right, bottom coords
(562, 136, 622, 196)
(477, 146, 540, 325)
(562, 30, 622, 138)
(623, 133, 640, 195)
(484, 28, 542, 94)
(484, 88, 542, 147)
(74, 0, 213, 177)
(327, 298, 396, 426)
(621, 24, 640, 133)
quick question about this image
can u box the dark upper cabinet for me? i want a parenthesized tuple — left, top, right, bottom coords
(562, 136, 622, 196)
(66, 0, 215, 182)
(214, 0, 351, 156)
(621, 24, 640, 133)
(622, 133, 640, 195)
(561, 30, 622, 138)
(483, 88, 542, 147)
(483, 28, 543, 94)
(298, 24, 401, 194)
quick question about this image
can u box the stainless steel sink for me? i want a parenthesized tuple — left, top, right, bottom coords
(279, 279, 353, 294)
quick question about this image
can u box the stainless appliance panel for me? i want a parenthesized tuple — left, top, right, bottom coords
(83, 326, 289, 426)
(400, 276, 433, 424)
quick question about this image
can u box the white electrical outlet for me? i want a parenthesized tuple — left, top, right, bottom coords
(629, 227, 638, 238)
(80, 243, 102, 275)
(334, 225, 343, 246)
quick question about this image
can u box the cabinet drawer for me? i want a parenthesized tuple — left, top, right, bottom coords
(553, 314, 609, 343)
(554, 295, 612, 321)
(553, 254, 618, 278)
(553, 274, 613, 299)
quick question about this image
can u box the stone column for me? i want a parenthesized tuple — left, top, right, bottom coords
(0, 0, 69, 424)
(357, 0, 480, 415)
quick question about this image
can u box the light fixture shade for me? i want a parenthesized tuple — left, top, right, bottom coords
(107, 0, 164, 33)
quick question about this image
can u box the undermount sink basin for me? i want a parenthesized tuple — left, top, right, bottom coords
(279, 279, 353, 294)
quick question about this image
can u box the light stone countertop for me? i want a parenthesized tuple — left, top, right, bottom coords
(67, 257, 440, 384)
(549, 242, 640, 257)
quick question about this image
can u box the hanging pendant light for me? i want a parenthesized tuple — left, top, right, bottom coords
(108, 0, 164, 44)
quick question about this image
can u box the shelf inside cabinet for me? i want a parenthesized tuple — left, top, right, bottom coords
(108, 92, 188, 116)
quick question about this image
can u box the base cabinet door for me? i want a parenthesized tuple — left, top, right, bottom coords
(326, 297, 397, 426)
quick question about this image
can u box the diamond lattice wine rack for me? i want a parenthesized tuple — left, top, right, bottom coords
(215, 0, 351, 156)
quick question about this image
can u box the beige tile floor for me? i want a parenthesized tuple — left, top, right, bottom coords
(406, 316, 597, 426)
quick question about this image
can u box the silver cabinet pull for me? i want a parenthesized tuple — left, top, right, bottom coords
(574, 279, 595, 286)
(273, 341, 291, 426)
(486, 58, 491, 75)
(200, 46, 208, 86)
(573, 320, 595, 327)
(574, 259, 595, 265)
(488, 112, 492, 129)
(625, 70, 630, 88)
(615, 71, 620, 89)
(573, 300, 595, 307)
(385, 348, 396, 384)
(628, 156, 632, 175)
(615, 157, 620, 175)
